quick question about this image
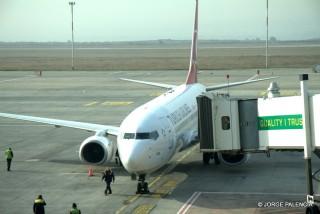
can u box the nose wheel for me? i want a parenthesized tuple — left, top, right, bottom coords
(136, 174, 150, 194)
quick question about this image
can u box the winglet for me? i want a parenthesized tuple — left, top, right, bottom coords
(185, 0, 198, 85)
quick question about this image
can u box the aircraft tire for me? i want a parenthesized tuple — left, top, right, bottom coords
(213, 152, 220, 165)
(203, 152, 211, 165)
(143, 182, 149, 194)
(136, 182, 142, 194)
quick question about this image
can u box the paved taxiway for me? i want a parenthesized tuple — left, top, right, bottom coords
(0, 69, 320, 213)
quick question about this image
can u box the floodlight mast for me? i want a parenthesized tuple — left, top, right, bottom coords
(69, 2, 75, 70)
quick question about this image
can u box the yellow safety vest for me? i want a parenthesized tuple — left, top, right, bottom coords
(34, 199, 45, 204)
(5, 149, 13, 159)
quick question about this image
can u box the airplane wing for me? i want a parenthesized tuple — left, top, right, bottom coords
(120, 78, 177, 89)
(0, 112, 119, 136)
(206, 76, 278, 91)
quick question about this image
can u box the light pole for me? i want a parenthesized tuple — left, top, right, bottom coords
(69, 1, 75, 70)
(266, 0, 269, 69)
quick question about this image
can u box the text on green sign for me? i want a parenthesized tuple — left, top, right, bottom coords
(258, 114, 303, 130)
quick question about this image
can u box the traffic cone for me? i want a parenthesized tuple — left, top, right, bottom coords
(88, 167, 94, 177)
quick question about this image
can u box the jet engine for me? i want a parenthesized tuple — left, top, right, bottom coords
(218, 152, 249, 166)
(79, 135, 116, 164)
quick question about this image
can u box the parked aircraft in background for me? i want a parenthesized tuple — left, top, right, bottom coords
(0, 0, 275, 193)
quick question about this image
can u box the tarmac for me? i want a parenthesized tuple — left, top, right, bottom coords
(0, 68, 320, 213)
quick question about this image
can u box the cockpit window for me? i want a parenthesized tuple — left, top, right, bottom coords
(136, 133, 150, 139)
(150, 131, 159, 140)
(123, 131, 159, 140)
(124, 133, 135, 139)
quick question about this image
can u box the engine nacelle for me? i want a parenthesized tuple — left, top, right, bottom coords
(79, 135, 116, 164)
(218, 152, 250, 166)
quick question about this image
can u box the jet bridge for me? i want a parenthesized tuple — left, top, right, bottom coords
(197, 87, 320, 153)
(198, 75, 320, 213)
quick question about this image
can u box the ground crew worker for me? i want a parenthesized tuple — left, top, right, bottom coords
(33, 195, 46, 214)
(101, 168, 115, 195)
(70, 203, 81, 214)
(5, 147, 13, 171)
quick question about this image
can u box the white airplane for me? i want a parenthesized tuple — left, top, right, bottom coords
(0, 0, 275, 193)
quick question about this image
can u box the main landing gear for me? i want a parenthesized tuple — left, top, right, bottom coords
(136, 174, 150, 194)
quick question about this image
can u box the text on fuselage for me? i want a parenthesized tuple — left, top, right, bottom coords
(167, 104, 192, 125)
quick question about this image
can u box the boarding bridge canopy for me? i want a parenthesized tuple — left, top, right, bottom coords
(197, 93, 320, 152)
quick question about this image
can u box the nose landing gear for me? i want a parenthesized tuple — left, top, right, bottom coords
(136, 174, 150, 194)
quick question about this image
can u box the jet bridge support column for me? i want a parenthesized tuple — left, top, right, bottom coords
(301, 74, 313, 196)
(301, 74, 319, 213)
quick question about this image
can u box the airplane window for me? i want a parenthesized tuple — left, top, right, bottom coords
(124, 133, 135, 139)
(221, 116, 230, 130)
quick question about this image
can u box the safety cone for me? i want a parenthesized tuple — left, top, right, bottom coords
(88, 167, 94, 177)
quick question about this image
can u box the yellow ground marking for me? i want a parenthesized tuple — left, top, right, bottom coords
(84, 101, 98, 107)
(124, 196, 138, 205)
(116, 145, 197, 214)
(149, 92, 163, 97)
(150, 194, 162, 199)
(152, 178, 180, 198)
(101, 101, 133, 106)
(132, 204, 156, 214)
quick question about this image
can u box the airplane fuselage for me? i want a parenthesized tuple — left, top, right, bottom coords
(117, 83, 206, 174)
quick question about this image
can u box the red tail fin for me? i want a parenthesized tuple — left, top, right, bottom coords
(185, 0, 198, 85)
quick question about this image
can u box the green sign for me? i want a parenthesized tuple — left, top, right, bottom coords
(258, 114, 303, 130)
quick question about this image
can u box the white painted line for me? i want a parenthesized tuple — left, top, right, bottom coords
(84, 101, 98, 107)
(60, 172, 87, 175)
(177, 192, 201, 214)
(0, 75, 34, 83)
(177, 191, 305, 214)
(25, 159, 40, 162)
(199, 191, 305, 196)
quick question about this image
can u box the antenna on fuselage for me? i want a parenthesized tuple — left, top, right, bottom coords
(185, 0, 199, 85)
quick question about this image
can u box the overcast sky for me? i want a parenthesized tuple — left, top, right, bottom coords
(0, 0, 319, 42)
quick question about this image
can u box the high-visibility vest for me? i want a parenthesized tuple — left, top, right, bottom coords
(5, 149, 13, 159)
(70, 208, 81, 214)
(34, 199, 45, 204)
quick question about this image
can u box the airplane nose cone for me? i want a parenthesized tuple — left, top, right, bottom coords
(118, 140, 152, 174)
(122, 155, 142, 172)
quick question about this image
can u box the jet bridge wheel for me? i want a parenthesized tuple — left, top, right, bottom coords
(203, 152, 220, 165)
(203, 152, 211, 165)
(213, 152, 220, 165)
(306, 205, 320, 214)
